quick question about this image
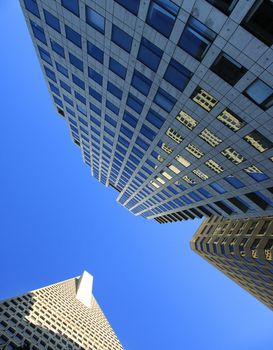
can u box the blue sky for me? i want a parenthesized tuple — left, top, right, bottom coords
(1, 2, 273, 349)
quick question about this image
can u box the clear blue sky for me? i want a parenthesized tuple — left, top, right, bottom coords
(1, 2, 273, 349)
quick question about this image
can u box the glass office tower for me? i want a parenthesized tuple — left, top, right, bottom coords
(20, 0, 273, 223)
(191, 216, 273, 309)
(0, 271, 123, 349)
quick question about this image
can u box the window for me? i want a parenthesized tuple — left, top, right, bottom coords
(244, 130, 273, 153)
(69, 53, 83, 72)
(244, 79, 273, 110)
(137, 38, 163, 72)
(168, 164, 180, 174)
(179, 16, 216, 61)
(146, 0, 179, 38)
(210, 182, 226, 194)
(72, 74, 85, 89)
(115, 0, 140, 15)
(175, 155, 191, 167)
(206, 0, 238, 15)
(211, 52, 246, 86)
(176, 111, 198, 130)
(166, 128, 183, 144)
(61, 0, 79, 17)
(244, 165, 269, 182)
(185, 144, 204, 159)
(164, 59, 192, 91)
(65, 25, 82, 48)
(55, 62, 68, 77)
(60, 80, 71, 93)
(106, 100, 119, 115)
(87, 41, 104, 63)
(111, 25, 133, 53)
(191, 87, 218, 111)
(50, 82, 60, 96)
(242, 0, 273, 46)
(127, 93, 144, 113)
(225, 176, 245, 189)
(51, 40, 65, 58)
(123, 111, 137, 127)
(159, 141, 173, 154)
(192, 168, 209, 180)
(109, 58, 127, 79)
(44, 10, 61, 33)
(140, 125, 156, 141)
(30, 21, 46, 44)
(38, 46, 52, 65)
(205, 159, 224, 173)
(44, 66, 57, 82)
(198, 187, 212, 198)
(221, 147, 245, 165)
(88, 67, 103, 85)
(89, 88, 102, 102)
(131, 70, 152, 95)
(146, 109, 165, 129)
(86, 6, 105, 34)
(199, 128, 222, 147)
(217, 109, 245, 131)
(154, 88, 176, 112)
(107, 82, 123, 99)
(23, 0, 40, 17)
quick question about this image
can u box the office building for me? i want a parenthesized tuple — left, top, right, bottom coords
(20, 0, 273, 223)
(191, 216, 273, 309)
(0, 271, 123, 350)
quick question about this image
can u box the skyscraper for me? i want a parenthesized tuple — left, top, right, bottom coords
(0, 271, 123, 350)
(20, 0, 273, 223)
(191, 216, 273, 309)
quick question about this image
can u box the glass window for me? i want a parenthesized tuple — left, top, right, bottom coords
(105, 115, 117, 128)
(89, 87, 102, 102)
(198, 187, 212, 198)
(51, 40, 65, 58)
(106, 100, 119, 115)
(44, 66, 57, 82)
(225, 176, 245, 189)
(75, 91, 86, 104)
(60, 80, 71, 93)
(88, 67, 103, 85)
(69, 53, 83, 71)
(107, 82, 123, 100)
(244, 130, 273, 153)
(164, 58, 192, 91)
(111, 25, 133, 53)
(244, 165, 269, 182)
(30, 21, 47, 44)
(72, 74, 85, 89)
(120, 125, 133, 138)
(61, 0, 79, 17)
(140, 125, 156, 141)
(136, 137, 149, 150)
(115, 0, 140, 15)
(179, 16, 216, 61)
(49, 82, 60, 96)
(86, 5, 105, 34)
(127, 93, 144, 113)
(87, 41, 104, 63)
(211, 52, 246, 86)
(146, 109, 165, 129)
(63, 95, 73, 106)
(109, 58, 127, 79)
(131, 70, 152, 95)
(244, 79, 273, 110)
(154, 88, 176, 112)
(90, 103, 101, 115)
(210, 182, 226, 194)
(53, 96, 63, 108)
(123, 111, 137, 127)
(242, 0, 273, 46)
(23, 0, 40, 18)
(191, 87, 218, 111)
(206, 0, 238, 15)
(44, 10, 61, 33)
(146, 0, 179, 38)
(56, 62, 69, 77)
(137, 38, 163, 72)
(38, 46, 52, 65)
(65, 25, 82, 48)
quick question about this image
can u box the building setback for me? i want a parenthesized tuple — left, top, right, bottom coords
(0, 271, 123, 350)
(191, 216, 273, 309)
(20, 0, 273, 223)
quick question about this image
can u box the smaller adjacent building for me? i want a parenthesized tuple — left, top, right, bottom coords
(0, 271, 123, 350)
(191, 216, 273, 310)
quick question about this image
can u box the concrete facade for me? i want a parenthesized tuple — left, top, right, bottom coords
(191, 216, 273, 309)
(0, 271, 123, 350)
(20, 0, 273, 223)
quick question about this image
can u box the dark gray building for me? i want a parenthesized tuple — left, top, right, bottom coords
(20, 0, 273, 223)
